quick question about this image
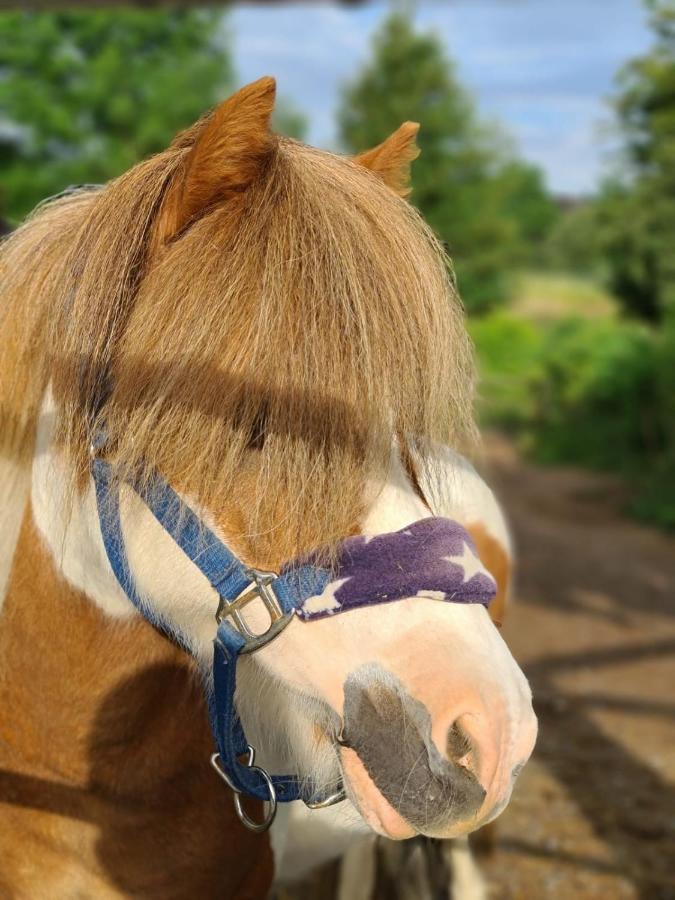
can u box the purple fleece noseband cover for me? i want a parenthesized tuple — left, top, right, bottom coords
(293, 517, 497, 621)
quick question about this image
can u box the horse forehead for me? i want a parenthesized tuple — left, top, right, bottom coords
(361, 445, 430, 536)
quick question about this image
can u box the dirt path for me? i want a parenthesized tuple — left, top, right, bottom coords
(288, 437, 675, 900)
(477, 435, 675, 899)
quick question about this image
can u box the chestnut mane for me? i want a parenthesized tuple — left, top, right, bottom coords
(0, 93, 475, 563)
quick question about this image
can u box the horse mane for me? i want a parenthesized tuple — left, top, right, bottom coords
(0, 124, 476, 564)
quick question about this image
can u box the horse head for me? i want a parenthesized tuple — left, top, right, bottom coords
(14, 77, 536, 842)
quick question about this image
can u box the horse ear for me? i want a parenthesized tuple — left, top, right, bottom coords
(353, 122, 420, 198)
(157, 76, 277, 243)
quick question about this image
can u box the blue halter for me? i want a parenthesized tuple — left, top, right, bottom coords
(91, 439, 496, 833)
(91, 449, 342, 832)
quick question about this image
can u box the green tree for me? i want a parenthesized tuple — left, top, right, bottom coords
(493, 161, 559, 263)
(339, 11, 550, 314)
(543, 201, 604, 277)
(600, 0, 675, 320)
(0, 10, 233, 222)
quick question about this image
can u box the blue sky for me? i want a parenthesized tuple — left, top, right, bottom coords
(231, 1, 653, 195)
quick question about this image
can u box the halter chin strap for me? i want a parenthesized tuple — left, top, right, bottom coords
(91, 448, 496, 832)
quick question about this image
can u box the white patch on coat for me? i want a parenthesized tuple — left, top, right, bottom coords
(31, 391, 133, 620)
(337, 834, 378, 900)
(31, 388, 219, 662)
(419, 443, 512, 558)
(442, 836, 487, 900)
(273, 800, 370, 883)
(361, 443, 430, 535)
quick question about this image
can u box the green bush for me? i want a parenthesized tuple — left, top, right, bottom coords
(531, 318, 658, 471)
(469, 313, 544, 428)
(632, 318, 675, 527)
(472, 311, 675, 528)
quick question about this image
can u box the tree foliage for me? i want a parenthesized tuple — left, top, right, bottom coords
(338, 12, 556, 314)
(543, 202, 604, 277)
(493, 161, 559, 259)
(0, 9, 233, 222)
(600, 0, 675, 321)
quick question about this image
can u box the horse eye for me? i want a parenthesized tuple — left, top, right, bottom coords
(248, 408, 267, 451)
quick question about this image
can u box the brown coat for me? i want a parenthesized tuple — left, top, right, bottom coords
(0, 508, 273, 899)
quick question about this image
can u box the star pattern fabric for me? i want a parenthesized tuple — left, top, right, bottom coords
(445, 541, 488, 585)
(292, 517, 497, 621)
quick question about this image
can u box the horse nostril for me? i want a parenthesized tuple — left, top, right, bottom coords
(342, 665, 486, 831)
(446, 720, 476, 773)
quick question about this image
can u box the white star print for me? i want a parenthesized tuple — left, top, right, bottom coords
(301, 577, 350, 615)
(444, 542, 489, 584)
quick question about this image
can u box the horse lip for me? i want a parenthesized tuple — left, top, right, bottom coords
(339, 744, 417, 840)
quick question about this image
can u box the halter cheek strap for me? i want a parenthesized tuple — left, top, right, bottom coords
(92, 456, 331, 809)
(91, 452, 497, 832)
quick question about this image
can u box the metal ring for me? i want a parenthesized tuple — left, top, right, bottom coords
(210, 752, 242, 793)
(233, 765, 277, 833)
(210, 750, 277, 833)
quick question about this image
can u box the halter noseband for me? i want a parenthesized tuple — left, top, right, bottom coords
(91, 441, 496, 833)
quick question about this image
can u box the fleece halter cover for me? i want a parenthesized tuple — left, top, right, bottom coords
(91, 454, 496, 813)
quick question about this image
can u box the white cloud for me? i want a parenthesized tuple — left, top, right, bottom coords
(230, 0, 652, 194)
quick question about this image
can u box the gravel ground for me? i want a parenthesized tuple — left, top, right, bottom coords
(477, 435, 675, 899)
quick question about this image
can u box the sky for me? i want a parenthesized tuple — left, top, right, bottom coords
(231, 0, 653, 195)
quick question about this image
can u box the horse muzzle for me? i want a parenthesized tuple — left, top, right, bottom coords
(337, 662, 536, 839)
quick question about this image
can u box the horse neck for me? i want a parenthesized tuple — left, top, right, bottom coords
(0, 504, 276, 898)
(0, 456, 30, 608)
(0, 503, 210, 793)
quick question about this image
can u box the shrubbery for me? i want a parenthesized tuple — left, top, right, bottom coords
(474, 0, 675, 528)
(469, 313, 543, 428)
(472, 312, 675, 527)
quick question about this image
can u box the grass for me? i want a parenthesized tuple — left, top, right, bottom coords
(509, 271, 617, 324)
(469, 270, 617, 429)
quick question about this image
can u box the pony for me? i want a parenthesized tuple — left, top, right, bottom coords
(0, 78, 536, 898)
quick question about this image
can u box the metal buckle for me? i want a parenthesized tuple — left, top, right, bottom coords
(216, 568, 293, 653)
(210, 747, 277, 833)
(304, 783, 348, 810)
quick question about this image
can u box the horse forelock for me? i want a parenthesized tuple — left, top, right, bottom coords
(0, 129, 476, 565)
